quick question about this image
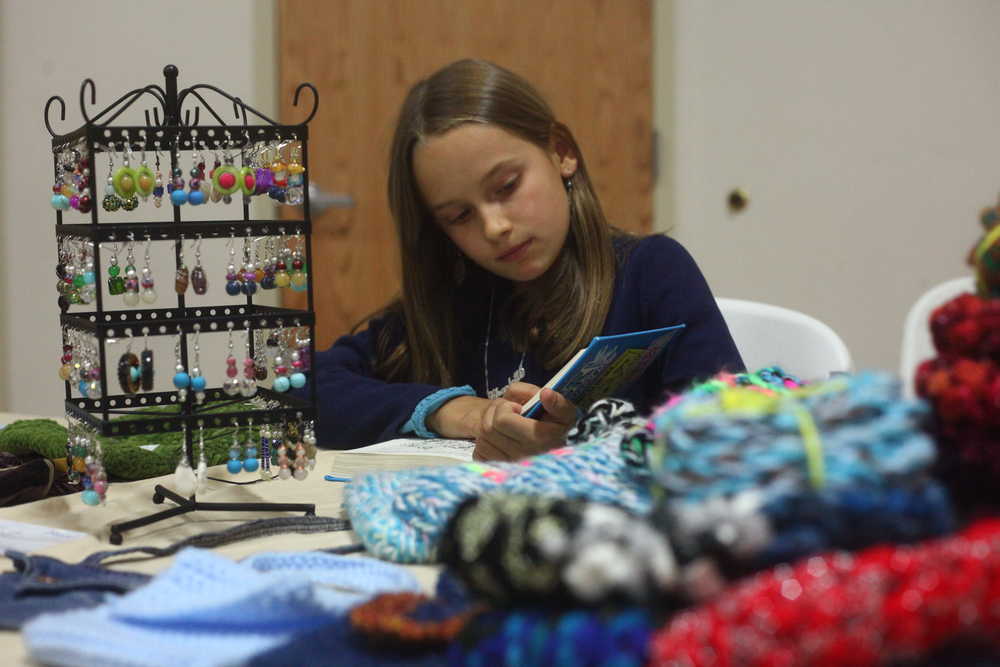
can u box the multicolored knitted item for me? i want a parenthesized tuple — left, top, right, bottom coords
(624, 371, 954, 575)
(448, 607, 654, 667)
(438, 494, 676, 607)
(344, 400, 651, 564)
(648, 519, 1000, 666)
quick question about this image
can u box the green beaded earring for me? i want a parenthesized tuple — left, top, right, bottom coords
(107, 239, 126, 296)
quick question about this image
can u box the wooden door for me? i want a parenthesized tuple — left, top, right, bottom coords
(279, 0, 652, 350)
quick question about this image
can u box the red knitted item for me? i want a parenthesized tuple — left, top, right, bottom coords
(929, 293, 1000, 361)
(649, 519, 1000, 666)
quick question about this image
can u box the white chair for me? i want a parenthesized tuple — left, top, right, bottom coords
(716, 297, 853, 382)
(899, 276, 975, 398)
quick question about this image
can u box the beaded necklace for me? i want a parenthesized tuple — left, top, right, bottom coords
(484, 286, 526, 400)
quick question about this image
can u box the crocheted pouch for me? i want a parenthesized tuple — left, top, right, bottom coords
(344, 400, 652, 564)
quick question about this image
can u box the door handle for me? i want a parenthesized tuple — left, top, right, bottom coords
(307, 182, 355, 215)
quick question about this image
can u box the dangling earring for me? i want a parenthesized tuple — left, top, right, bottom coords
(191, 234, 208, 295)
(77, 240, 96, 305)
(116, 139, 140, 211)
(172, 327, 190, 402)
(564, 176, 574, 192)
(254, 329, 268, 381)
(293, 424, 308, 481)
(241, 230, 258, 296)
(175, 233, 190, 294)
(50, 152, 71, 211)
(260, 236, 277, 290)
(213, 133, 240, 204)
(189, 326, 206, 405)
(58, 327, 74, 382)
(289, 322, 307, 390)
(274, 229, 291, 288)
(272, 323, 290, 393)
(243, 418, 259, 473)
(286, 139, 305, 205)
(168, 139, 188, 206)
(269, 141, 288, 204)
(107, 239, 125, 295)
(303, 420, 318, 472)
(117, 330, 140, 395)
(81, 428, 108, 506)
(241, 323, 257, 397)
(152, 143, 165, 208)
(227, 420, 244, 475)
(187, 146, 206, 206)
(140, 327, 154, 391)
(223, 322, 241, 396)
(276, 427, 291, 480)
(289, 231, 307, 292)
(122, 235, 140, 307)
(140, 233, 157, 304)
(135, 147, 155, 203)
(174, 422, 197, 496)
(102, 148, 122, 212)
(225, 232, 241, 296)
(259, 426, 272, 481)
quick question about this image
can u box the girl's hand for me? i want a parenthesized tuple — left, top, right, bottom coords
(425, 386, 578, 462)
(473, 386, 577, 462)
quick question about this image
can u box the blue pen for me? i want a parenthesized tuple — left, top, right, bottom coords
(324, 474, 352, 482)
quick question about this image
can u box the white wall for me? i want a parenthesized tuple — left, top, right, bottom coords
(655, 0, 1000, 375)
(0, 0, 277, 414)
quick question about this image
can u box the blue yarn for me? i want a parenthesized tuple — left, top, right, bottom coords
(448, 607, 652, 667)
(402, 385, 477, 438)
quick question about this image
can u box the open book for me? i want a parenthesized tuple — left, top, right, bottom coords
(326, 437, 474, 481)
(521, 324, 685, 419)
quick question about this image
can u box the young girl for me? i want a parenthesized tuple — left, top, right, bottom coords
(312, 59, 743, 459)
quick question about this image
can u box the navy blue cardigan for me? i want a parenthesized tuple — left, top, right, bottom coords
(310, 235, 744, 448)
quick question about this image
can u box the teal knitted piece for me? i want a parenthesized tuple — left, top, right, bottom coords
(344, 426, 651, 564)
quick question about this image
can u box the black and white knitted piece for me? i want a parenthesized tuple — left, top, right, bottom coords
(565, 398, 639, 446)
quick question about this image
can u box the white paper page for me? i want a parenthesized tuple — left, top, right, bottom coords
(0, 519, 88, 554)
(343, 437, 475, 461)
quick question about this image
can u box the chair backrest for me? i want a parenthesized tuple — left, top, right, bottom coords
(716, 297, 853, 382)
(899, 276, 975, 398)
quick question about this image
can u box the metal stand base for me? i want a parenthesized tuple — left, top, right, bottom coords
(107, 484, 316, 545)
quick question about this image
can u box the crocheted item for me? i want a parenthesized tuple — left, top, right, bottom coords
(22, 547, 421, 667)
(928, 292, 1000, 360)
(344, 399, 651, 564)
(349, 571, 481, 646)
(449, 607, 654, 667)
(648, 519, 1000, 667)
(627, 371, 953, 575)
(970, 194, 1000, 298)
(439, 494, 676, 606)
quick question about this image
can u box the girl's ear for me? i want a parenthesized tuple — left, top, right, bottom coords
(549, 127, 578, 179)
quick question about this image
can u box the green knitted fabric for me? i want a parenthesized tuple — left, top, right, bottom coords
(0, 403, 262, 481)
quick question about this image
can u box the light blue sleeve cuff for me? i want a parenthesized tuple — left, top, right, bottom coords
(401, 385, 477, 438)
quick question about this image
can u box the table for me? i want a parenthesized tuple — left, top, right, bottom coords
(0, 414, 440, 665)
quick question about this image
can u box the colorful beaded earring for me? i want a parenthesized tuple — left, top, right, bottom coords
(227, 419, 244, 475)
(81, 428, 108, 506)
(303, 420, 318, 471)
(101, 147, 122, 212)
(55, 237, 75, 311)
(295, 326, 312, 373)
(187, 146, 206, 206)
(134, 147, 155, 203)
(122, 235, 140, 307)
(175, 234, 190, 294)
(140, 234, 157, 304)
(223, 323, 241, 396)
(58, 328, 74, 382)
(115, 140, 140, 211)
(107, 239, 126, 296)
(271, 323, 291, 393)
(274, 229, 291, 288)
(276, 427, 291, 480)
(260, 236, 277, 290)
(289, 323, 307, 390)
(213, 134, 240, 204)
(189, 325, 207, 405)
(286, 139, 305, 205)
(268, 142, 288, 203)
(225, 232, 241, 296)
(241, 230, 257, 296)
(254, 329, 269, 381)
(65, 421, 84, 486)
(191, 234, 208, 295)
(172, 327, 190, 402)
(174, 422, 197, 496)
(140, 327, 154, 391)
(76, 240, 96, 305)
(241, 323, 258, 397)
(50, 152, 71, 211)
(152, 143, 165, 208)
(258, 425, 273, 481)
(289, 232, 307, 292)
(243, 418, 259, 473)
(78, 332, 102, 399)
(292, 423, 308, 481)
(117, 330, 141, 395)
(168, 140, 187, 206)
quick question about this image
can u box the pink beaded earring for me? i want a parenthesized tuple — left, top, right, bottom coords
(223, 322, 240, 396)
(241, 322, 257, 397)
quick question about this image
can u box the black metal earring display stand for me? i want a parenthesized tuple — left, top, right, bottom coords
(46, 65, 320, 544)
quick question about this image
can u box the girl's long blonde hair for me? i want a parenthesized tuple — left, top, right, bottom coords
(375, 59, 617, 385)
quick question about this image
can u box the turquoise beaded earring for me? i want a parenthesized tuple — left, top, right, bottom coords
(243, 418, 259, 473)
(172, 326, 190, 402)
(227, 419, 245, 475)
(189, 325, 207, 405)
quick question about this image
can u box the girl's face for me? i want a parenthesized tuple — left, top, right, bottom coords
(413, 123, 577, 283)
